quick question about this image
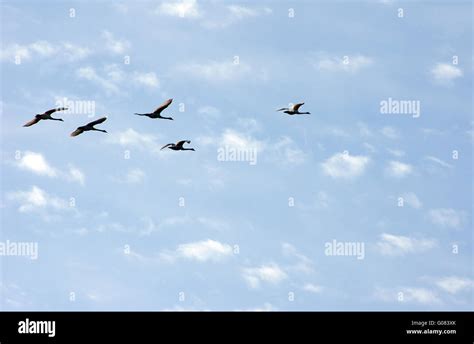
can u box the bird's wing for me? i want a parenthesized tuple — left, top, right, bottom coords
(86, 117, 107, 127)
(23, 117, 41, 127)
(276, 107, 288, 112)
(153, 99, 173, 114)
(175, 140, 190, 148)
(292, 103, 305, 111)
(160, 143, 174, 150)
(70, 128, 84, 137)
(44, 107, 68, 115)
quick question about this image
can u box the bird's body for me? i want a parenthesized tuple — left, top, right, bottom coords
(161, 140, 195, 151)
(134, 99, 174, 120)
(70, 117, 108, 137)
(277, 102, 310, 115)
(23, 107, 68, 127)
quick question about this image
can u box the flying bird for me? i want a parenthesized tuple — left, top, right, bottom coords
(23, 107, 68, 127)
(161, 140, 195, 151)
(70, 117, 108, 137)
(134, 99, 174, 120)
(276, 103, 311, 115)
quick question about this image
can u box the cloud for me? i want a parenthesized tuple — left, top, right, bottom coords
(106, 128, 161, 153)
(203, 5, 272, 28)
(13, 151, 85, 185)
(101, 31, 130, 54)
(178, 60, 251, 81)
(220, 129, 265, 151)
(424, 156, 453, 169)
(133, 72, 159, 89)
(281, 243, 314, 274)
(375, 287, 441, 305)
(431, 63, 462, 84)
(157, 0, 201, 18)
(161, 239, 233, 263)
(376, 233, 436, 256)
(435, 276, 473, 294)
(270, 137, 307, 165)
(428, 208, 466, 229)
(0, 41, 91, 63)
(114, 168, 146, 184)
(386, 161, 413, 178)
(321, 152, 370, 179)
(76, 66, 121, 95)
(242, 263, 288, 289)
(7, 186, 71, 213)
(380, 126, 399, 139)
(303, 283, 323, 294)
(314, 54, 373, 73)
(387, 149, 405, 157)
(401, 192, 422, 209)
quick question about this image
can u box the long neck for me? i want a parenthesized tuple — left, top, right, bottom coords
(161, 116, 173, 120)
(182, 148, 194, 151)
(93, 128, 107, 133)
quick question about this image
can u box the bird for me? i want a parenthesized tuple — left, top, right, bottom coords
(161, 140, 195, 151)
(23, 107, 68, 127)
(276, 102, 310, 115)
(70, 117, 108, 137)
(134, 99, 174, 120)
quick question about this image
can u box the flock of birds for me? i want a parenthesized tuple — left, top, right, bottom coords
(23, 99, 311, 151)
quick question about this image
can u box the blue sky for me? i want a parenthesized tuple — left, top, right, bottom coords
(0, 0, 472, 310)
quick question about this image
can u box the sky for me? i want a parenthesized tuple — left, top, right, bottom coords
(0, 0, 472, 311)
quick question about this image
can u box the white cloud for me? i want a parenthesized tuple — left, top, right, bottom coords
(376, 233, 436, 256)
(435, 276, 473, 294)
(7, 186, 70, 213)
(203, 5, 272, 28)
(429, 208, 466, 229)
(16, 151, 57, 177)
(198, 106, 220, 120)
(387, 148, 405, 157)
(424, 156, 453, 169)
(386, 161, 413, 178)
(431, 63, 462, 84)
(162, 239, 233, 263)
(242, 263, 288, 289)
(374, 286, 441, 305)
(133, 72, 159, 89)
(303, 283, 323, 294)
(106, 128, 161, 153)
(281, 243, 314, 274)
(14, 151, 84, 185)
(178, 60, 251, 81)
(114, 168, 146, 184)
(315, 54, 373, 73)
(380, 126, 399, 139)
(220, 129, 265, 151)
(102, 31, 130, 54)
(402, 192, 422, 209)
(0, 41, 91, 63)
(321, 152, 370, 179)
(271, 136, 307, 165)
(157, 0, 201, 18)
(76, 66, 121, 95)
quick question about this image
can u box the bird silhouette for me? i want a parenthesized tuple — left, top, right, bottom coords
(23, 107, 68, 127)
(276, 102, 310, 115)
(70, 117, 108, 137)
(134, 99, 174, 120)
(161, 140, 195, 151)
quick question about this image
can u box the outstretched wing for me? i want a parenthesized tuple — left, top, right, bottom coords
(175, 140, 190, 149)
(153, 99, 173, 114)
(292, 103, 304, 112)
(23, 117, 41, 127)
(276, 107, 288, 112)
(44, 107, 68, 115)
(161, 143, 174, 150)
(86, 117, 107, 127)
(70, 128, 84, 137)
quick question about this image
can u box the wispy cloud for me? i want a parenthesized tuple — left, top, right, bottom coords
(178, 59, 251, 82)
(321, 152, 370, 179)
(424, 156, 453, 169)
(7, 186, 72, 214)
(435, 276, 473, 294)
(160, 239, 234, 263)
(157, 0, 201, 18)
(386, 161, 413, 178)
(430, 63, 462, 85)
(242, 263, 288, 289)
(303, 283, 324, 294)
(313, 53, 373, 73)
(106, 128, 162, 153)
(374, 286, 441, 305)
(376, 233, 436, 256)
(401, 192, 422, 209)
(428, 208, 466, 229)
(101, 30, 130, 54)
(380, 126, 399, 139)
